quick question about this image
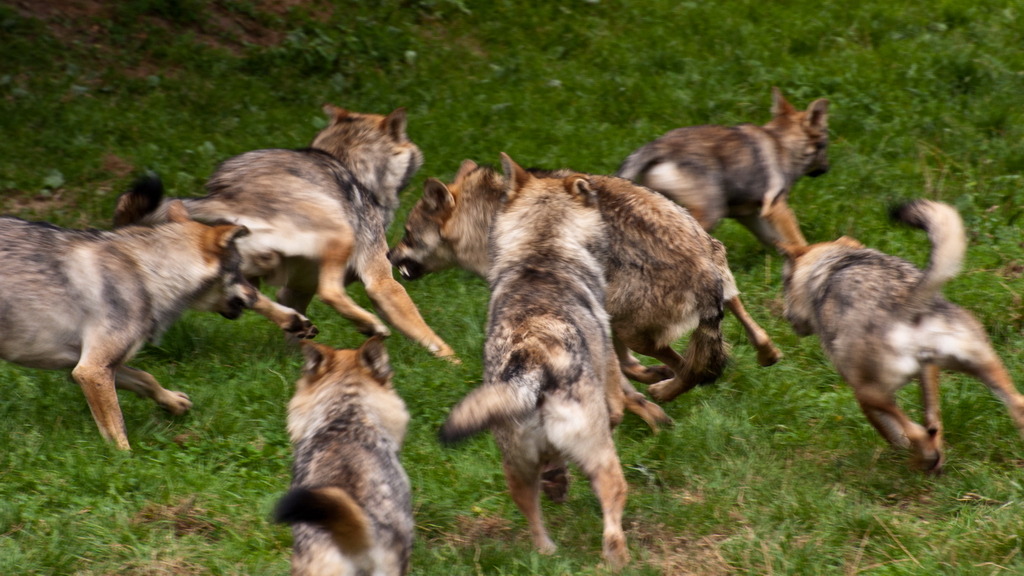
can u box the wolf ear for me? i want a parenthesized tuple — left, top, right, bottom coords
(834, 235, 864, 249)
(771, 86, 796, 117)
(566, 176, 597, 207)
(166, 200, 192, 223)
(454, 159, 479, 182)
(499, 152, 530, 202)
(806, 98, 829, 130)
(359, 336, 392, 384)
(381, 108, 408, 141)
(300, 341, 333, 376)
(422, 178, 455, 213)
(322, 103, 349, 124)
(775, 241, 809, 260)
(213, 224, 250, 250)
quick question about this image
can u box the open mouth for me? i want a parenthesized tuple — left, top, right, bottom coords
(394, 259, 425, 281)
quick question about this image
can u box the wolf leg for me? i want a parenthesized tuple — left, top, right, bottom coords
(607, 343, 670, 431)
(639, 314, 727, 403)
(962, 355, 1024, 441)
(560, 426, 628, 568)
(502, 458, 555, 554)
(724, 295, 781, 367)
(361, 250, 457, 360)
(852, 383, 939, 472)
(918, 364, 945, 473)
(73, 360, 130, 450)
(249, 292, 318, 339)
(114, 366, 192, 415)
(738, 200, 808, 249)
(613, 334, 673, 384)
(316, 239, 390, 337)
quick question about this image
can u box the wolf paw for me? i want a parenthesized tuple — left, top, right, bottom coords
(358, 322, 391, 338)
(622, 362, 674, 384)
(286, 314, 319, 339)
(756, 345, 782, 367)
(159, 391, 193, 415)
(647, 378, 684, 403)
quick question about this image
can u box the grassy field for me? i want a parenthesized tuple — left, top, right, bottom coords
(3, 0, 1024, 573)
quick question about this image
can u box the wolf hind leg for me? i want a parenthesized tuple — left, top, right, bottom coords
(724, 294, 781, 367)
(960, 354, 1024, 441)
(641, 313, 728, 403)
(73, 359, 130, 450)
(613, 334, 673, 384)
(502, 457, 555, 554)
(115, 366, 192, 415)
(852, 382, 940, 472)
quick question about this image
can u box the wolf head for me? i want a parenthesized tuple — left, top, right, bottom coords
(765, 87, 830, 179)
(313, 105, 424, 200)
(388, 159, 501, 280)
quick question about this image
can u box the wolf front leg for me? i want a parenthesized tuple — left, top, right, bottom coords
(73, 360, 131, 450)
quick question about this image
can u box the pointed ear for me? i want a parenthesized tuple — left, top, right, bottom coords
(359, 336, 392, 384)
(213, 224, 249, 250)
(835, 236, 864, 249)
(322, 103, 349, 124)
(300, 341, 333, 376)
(806, 98, 829, 130)
(422, 178, 455, 213)
(166, 200, 191, 223)
(454, 159, 478, 182)
(499, 152, 530, 202)
(566, 176, 596, 207)
(775, 241, 809, 260)
(771, 86, 796, 116)
(381, 108, 408, 141)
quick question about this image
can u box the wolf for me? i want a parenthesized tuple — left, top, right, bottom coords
(772, 199, 1024, 472)
(388, 160, 781, 406)
(274, 336, 412, 576)
(114, 105, 456, 360)
(439, 154, 630, 567)
(617, 87, 829, 248)
(0, 200, 256, 450)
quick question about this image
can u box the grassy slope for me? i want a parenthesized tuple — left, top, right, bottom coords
(2, 0, 1024, 573)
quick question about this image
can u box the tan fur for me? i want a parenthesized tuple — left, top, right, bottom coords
(773, 200, 1024, 473)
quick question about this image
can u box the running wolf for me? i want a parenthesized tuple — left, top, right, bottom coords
(389, 160, 780, 405)
(440, 154, 629, 567)
(114, 105, 456, 360)
(0, 200, 256, 450)
(618, 87, 829, 248)
(274, 337, 413, 576)
(772, 200, 1024, 473)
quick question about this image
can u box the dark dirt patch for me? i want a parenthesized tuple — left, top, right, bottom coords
(628, 521, 734, 575)
(132, 495, 221, 538)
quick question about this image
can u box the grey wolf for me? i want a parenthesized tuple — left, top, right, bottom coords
(274, 336, 412, 576)
(618, 87, 829, 248)
(389, 160, 780, 406)
(114, 105, 456, 360)
(0, 196, 256, 450)
(772, 199, 1024, 472)
(439, 154, 629, 567)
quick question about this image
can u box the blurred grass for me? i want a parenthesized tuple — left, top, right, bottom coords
(3, 0, 1024, 573)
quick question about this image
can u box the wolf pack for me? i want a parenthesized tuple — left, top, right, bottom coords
(5, 88, 1024, 574)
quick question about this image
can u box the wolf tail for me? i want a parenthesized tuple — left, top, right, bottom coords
(113, 173, 170, 227)
(274, 486, 372, 556)
(891, 199, 966, 312)
(439, 382, 534, 445)
(616, 144, 658, 181)
(678, 311, 728, 388)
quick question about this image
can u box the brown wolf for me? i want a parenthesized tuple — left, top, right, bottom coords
(0, 197, 256, 450)
(439, 154, 629, 567)
(772, 199, 1024, 472)
(274, 337, 412, 576)
(389, 160, 780, 406)
(617, 87, 829, 248)
(114, 105, 456, 360)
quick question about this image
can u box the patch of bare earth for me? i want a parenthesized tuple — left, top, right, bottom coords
(432, 514, 515, 548)
(628, 521, 733, 575)
(132, 496, 220, 538)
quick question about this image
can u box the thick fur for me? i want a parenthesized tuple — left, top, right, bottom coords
(439, 156, 629, 567)
(774, 200, 1024, 473)
(0, 200, 256, 450)
(275, 337, 413, 576)
(618, 87, 829, 248)
(114, 106, 456, 360)
(389, 160, 781, 406)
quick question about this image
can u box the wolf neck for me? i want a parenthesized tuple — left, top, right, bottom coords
(760, 123, 802, 186)
(457, 178, 504, 278)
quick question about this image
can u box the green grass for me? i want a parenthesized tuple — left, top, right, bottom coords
(3, 0, 1024, 573)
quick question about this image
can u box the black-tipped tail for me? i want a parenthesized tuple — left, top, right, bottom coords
(439, 383, 533, 446)
(113, 173, 165, 227)
(273, 486, 371, 555)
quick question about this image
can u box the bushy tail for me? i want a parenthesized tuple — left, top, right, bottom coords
(274, 486, 371, 556)
(678, 312, 728, 387)
(439, 382, 535, 445)
(890, 200, 966, 312)
(113, 173, 168, 227)
(615, 144, 658, 181)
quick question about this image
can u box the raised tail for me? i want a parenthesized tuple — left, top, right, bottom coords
(273, 486, 371, 556)
(113, 173, 171, 227)
(439, 382, 535, 445)
(615, 143, 659, 181)
(890, 200, 966, 312)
